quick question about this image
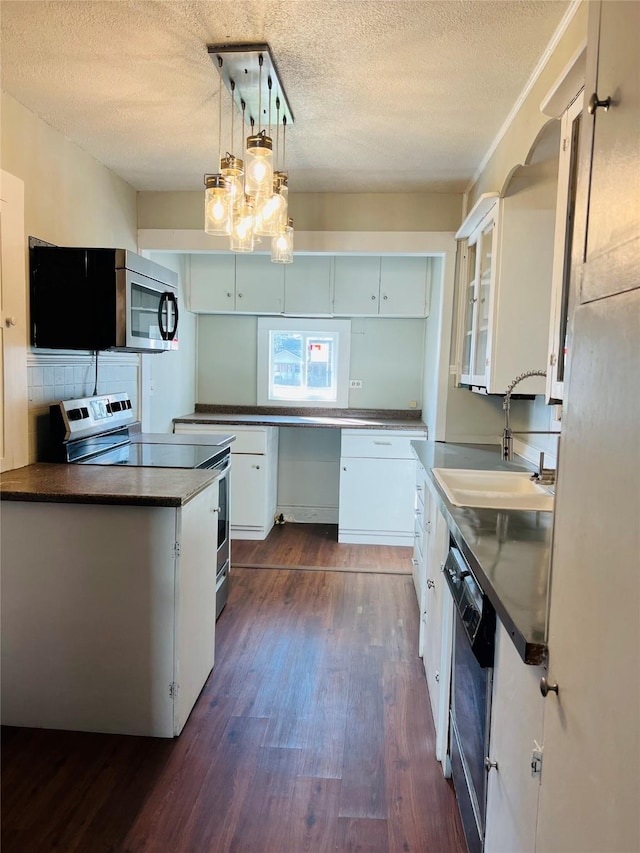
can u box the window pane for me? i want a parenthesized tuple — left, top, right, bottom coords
(268, 330, 338, 402)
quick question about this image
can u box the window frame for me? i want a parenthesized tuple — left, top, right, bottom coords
(257, 317, 351, 408)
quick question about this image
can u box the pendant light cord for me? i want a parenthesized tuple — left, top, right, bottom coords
(217, 57, 223, 168)
(275, 97, 281, 170)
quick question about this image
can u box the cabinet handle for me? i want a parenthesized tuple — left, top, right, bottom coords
(484, 757, 498, 772)
(426, 578, 435, 590)
(469, 296, 478, 304)
(252, 464, 261, 469)
(435, 672, 440, 683)
(587, 92, 611, 114)
(373, 441, 392, 446)
(540, 677, 559, 697)
(211, 507, 220, 513)
(411, 558, 418, 567)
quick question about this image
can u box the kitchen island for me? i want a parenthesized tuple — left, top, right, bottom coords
(1, 463, 221, 737)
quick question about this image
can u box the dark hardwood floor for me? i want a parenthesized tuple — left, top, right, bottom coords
(232, 523, 413, 574)
(2, 536, 464, 852)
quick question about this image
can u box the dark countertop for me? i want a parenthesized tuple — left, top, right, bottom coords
(175, 406, 426, 431)
(0, 463, 218, 508)
(412, 441, 552, 666)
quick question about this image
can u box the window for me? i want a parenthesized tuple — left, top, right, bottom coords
(257, 318, 351, 408)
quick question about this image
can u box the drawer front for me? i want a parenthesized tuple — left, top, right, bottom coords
(341, 429, 425, 459)
(175, 423, 269, 455)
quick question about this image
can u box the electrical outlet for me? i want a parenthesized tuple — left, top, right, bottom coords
(408, 400, 417, 408)
(349, 379, 363, 388)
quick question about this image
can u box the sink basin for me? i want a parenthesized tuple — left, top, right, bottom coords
(432, 468, 554, 512)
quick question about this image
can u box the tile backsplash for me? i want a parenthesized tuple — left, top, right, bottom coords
(27, 352, 139, 462)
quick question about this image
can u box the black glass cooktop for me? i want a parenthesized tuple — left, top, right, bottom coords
(78, 442, 224, 469)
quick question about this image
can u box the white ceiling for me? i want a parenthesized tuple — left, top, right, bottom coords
(1, 0, 570, 194)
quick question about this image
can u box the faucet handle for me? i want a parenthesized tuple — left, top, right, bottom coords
(533, 451, 556, 485)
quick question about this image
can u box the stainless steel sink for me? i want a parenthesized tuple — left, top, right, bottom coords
(432, 468, 554, 512)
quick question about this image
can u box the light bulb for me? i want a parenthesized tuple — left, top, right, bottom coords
(204, 175, 230, 236)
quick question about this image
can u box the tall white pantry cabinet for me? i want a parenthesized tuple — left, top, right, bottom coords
(1, 478, 219, 738)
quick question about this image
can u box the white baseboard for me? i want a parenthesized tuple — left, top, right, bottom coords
(276, 505, 339, 525)
(338, 530, 413, 547)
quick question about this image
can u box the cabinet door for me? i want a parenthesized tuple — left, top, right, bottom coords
(0, 171, 28, 472)
(284, 255, 333, 315)
(579, 0, 640, 303)
(230, 453, 268, 529)
(235, 254, 284, 314)
(174, 480, 218, 735)
(472, 215, 496, 387)
(379, 257, 429, 316)
(458, 240, 477, 384)
(484, 620, 545, 853)
(189, 254, 236, 312)
(546, 94, 583, 404)
(333, 256, 381, 315)
(421, 495, 451, 763)
(338, 456, 416, 544)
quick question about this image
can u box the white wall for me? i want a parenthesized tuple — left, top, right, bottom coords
(197, 314, 425, 410)
(143, 252, 197, 432)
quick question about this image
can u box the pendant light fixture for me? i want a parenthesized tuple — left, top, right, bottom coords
(204, 57, 231, 235)
(220, 81, 244, 214)
(207, 43, 294, 262)
(271, 217, 294, 264)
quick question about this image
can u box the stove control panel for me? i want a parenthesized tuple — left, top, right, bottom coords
(53, 392, 135, 440)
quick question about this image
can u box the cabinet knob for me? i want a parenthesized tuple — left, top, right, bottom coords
(370, 294, 377, 301)
(237, 292, 243, 298)
(540, 677, 559, 697)
(435, 671, 440, 683)
(343, 466, 347, 471)
(5, 316, 17, 327)
(484, 757, 498, 772)
(426, 578, 435, 590)
(226, 292, 232, 298)
(382, 294, 388, 301)
(252, 464, 261, 469)
(587, 92, 612, 114)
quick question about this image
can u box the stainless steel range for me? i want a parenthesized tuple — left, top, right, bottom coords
(49, 392, 233, 619)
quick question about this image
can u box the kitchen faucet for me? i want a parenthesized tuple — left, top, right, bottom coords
(501, 370, 560, 463)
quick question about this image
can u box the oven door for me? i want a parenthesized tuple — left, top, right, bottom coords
(209, 453, 231, 619)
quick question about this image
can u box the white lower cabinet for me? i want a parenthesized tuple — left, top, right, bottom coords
(418, 478, 453, 767)
(174, 423, 279, 540)
(484, 619, 546, 853)
(338, 428, 426, 545)
(0, 481, 219, 738)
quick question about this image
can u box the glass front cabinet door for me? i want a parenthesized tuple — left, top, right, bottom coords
(457, 199, 498, 387)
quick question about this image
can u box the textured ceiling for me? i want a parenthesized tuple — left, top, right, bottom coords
(1, 1, 570, 193)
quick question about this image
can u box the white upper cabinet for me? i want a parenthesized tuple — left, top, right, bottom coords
(234, 255, 285, 314)
(332, 256, 381, 315)
(456, 123, 560, 395)
(283, 255, 333, 315)
(188, 254, 285, 314)
(334, 255, 431, 317)
(379, 256, 430, 316)
(188, 254, 236, 312)
(189, 253, 432, 318)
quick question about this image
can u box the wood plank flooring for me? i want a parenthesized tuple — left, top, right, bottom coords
(232, 523, 413, 574)
(2, 551, 464, 852)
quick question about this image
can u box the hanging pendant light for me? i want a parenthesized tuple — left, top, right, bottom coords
(207, 43, 293, 259)
(204, 174, 231, 235)
(204, 58, 231, 235)
(271, 217, 294, 263)
(220, 83, 244, 214)
(244, 55, 273, 200)
(230, 195, 256, 252)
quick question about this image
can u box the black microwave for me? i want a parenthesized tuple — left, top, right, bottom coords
(30, 245, 179, 353)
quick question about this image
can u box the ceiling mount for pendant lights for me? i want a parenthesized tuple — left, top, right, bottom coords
(206, 43, 295, 262)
